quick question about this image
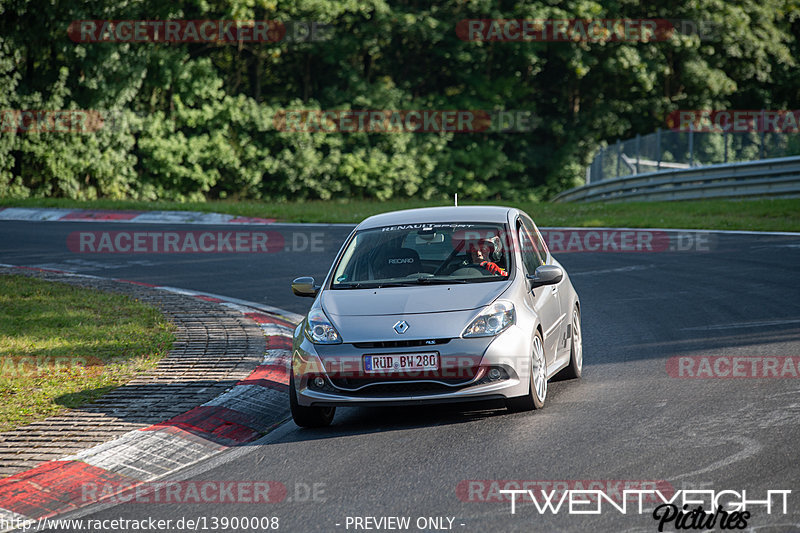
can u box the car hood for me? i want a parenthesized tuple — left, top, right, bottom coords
(321, 282, 507, 317)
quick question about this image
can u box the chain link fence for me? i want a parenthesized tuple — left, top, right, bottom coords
(586, 129, 800, 183)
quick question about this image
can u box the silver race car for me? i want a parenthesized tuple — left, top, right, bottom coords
(289, 206, 582, 427)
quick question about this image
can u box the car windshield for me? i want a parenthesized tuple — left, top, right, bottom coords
(331, 223, 513, 288)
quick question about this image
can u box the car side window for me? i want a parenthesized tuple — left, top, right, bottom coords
(517, 222, 543, 275)
(532, 223, 550, 262)
(520, 218, 546, 266)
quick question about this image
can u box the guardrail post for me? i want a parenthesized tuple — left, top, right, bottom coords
(656, 128, 662, 171)
(597, 147, 604, 182)
(724, 131, 728, 163)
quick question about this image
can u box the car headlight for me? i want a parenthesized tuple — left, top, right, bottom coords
(304, 308, 342, 344)
(462, 301, 515, 338)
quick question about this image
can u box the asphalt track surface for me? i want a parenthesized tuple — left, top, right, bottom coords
(2, 220, 800, 532)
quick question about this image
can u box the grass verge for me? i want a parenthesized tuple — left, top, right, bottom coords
(1, 197, 799, 231)
(0, 275, 174, 432)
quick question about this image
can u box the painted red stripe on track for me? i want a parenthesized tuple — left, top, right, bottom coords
(144, 406, 261, 445)
(60, 210, 142, 221)
(265, 335, 292, 350)
(228, 216, 276, 224)
(15, 266, 69, 274)
(239, 364, 289, 389)
(243, 312, 295, 328)
(0, 460, 133, 518)
(114, 279, 159, 287)
(194, 295, 223, 302)
(148, 425, 230, 450)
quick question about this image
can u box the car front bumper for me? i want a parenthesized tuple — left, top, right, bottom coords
(291, 324, 533, 407)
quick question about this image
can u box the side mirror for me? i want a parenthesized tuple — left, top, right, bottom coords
(527, 265, 563, 289)
(292, 276, 320, 298)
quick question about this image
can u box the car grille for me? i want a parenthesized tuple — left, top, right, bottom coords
(308, 366, 509, 397)
(351, 338, 451, 349)
(333, 380, 472, 396)
(328, 373, 476, 395)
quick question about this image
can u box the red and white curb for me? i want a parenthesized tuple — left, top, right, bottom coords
(0, 265, 300, 530)
(0, 207, 276, 225)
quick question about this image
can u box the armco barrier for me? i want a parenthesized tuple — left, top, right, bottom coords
(553, 156, 800, 203)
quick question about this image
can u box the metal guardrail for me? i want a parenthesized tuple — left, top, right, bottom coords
(584, 128, 800, 184)
(554, 156, 800, 203)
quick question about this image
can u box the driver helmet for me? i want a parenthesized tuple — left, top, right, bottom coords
(467, 235, 502, 263)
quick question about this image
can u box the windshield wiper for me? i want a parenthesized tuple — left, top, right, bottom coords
(333, 281, 416, 289)
(462, 276, 508, 283)
(412, 277, 467, 284)
(333, 282, 382, 289)
(335, 277, 480, 289)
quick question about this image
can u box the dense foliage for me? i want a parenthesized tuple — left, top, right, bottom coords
(0, 0, 797, 201)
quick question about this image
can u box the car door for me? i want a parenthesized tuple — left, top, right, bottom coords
(517, 218, 563, 368)
(531, 220, 571, 359)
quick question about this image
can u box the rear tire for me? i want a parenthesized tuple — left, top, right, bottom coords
(290, 372, 335, 427)
(507, 332, 547, 412)
(556, 306, 582, 380)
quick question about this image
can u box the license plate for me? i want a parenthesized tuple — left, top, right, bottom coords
(363, 352, 439, 373)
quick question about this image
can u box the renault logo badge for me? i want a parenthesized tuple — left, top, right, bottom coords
(393, 320, 409, 334)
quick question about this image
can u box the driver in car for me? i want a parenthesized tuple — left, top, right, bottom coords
(466, 237, 508, 277)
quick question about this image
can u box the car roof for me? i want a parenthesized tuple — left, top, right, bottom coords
(356, 206, 519, 230)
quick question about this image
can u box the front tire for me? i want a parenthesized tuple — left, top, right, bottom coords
(290, 372, 335, 427)
(507, 332, 547, 412)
